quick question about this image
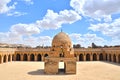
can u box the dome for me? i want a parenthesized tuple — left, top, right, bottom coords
(52, 32, 72, 47)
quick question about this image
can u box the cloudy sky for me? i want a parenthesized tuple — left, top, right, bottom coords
(0, 0, 120, 47)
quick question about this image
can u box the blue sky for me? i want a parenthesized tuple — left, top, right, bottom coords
(0, 0, 120, 47)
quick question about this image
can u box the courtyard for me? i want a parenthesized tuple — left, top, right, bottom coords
(0, 61, 120, 80)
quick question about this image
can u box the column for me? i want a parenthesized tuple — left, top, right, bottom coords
(90, 54, 93, 61)
(97, 54, 99, 61)
(83, 54, 86, 61)
(42, 55, 44, 61)
(111, 54, 114, 62)
(35, 55, 37, 61)
(14, 54, 16, 61)
(0, 56, 3, 64)
(21, 54, 24, 61)
(107, 54, 109, 61)
(10, 55, 12, 62)
(6, 55, 8, 63)
(116, 55, 119, 63)
(27, 54, 30, 61)
(76, 55, 79, 61)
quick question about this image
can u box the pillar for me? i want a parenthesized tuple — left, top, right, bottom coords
(21, 54, 24, 61)
(116, 55, 119, 63)
(90, 54, 93, 61)
(76, 55, 79, 61)
(10, 55, 12, 62)
(35, 55, 37, 61)
(28, 55, 30, 61)
(42, 55, 44, 61)
(83, 54, 86, 61)
(14, 54, 16, 61)
(6, 55, 8, 63)
(97, 54, 99, 61)
(0, 56, 3, 64)
(107, 54, 109, 61)
(111, 54, 114, 62)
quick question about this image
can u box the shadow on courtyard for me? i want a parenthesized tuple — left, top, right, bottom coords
(28, 69, 74, 75)
(102, 61, 120, 66)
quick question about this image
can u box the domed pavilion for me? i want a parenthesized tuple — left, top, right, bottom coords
(44, 31, 76, 74)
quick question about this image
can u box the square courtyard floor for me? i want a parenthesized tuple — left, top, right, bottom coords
(0, 61, 120, 80)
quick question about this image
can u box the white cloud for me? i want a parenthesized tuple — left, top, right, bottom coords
(70, 33, 106, 47)
(23, 0, 34, 5)
(7, 11, 27, 16)
(36, 9, 81, 29)
(89, 18, 120, 38)
(10, 23, 40, 36)
(0, 0, 17, 14)
(70, 0, 120, 22)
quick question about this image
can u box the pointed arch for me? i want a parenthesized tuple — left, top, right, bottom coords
(113, 54, 116, 62)
(30, 54, 34, 61)
(79, 54, 83, 61)
(44, 54, 48, 57)
(37, 54, 42, 61)
(99, 53, 103, 61)
(12, 55, 14, 61)
(16, 54, 21, 61)
(86, 54, 90, 61)
(93, 53, 97, 61)
(3, 55, 6, 62)
(23, 54, 27, 61)
(8, 55, 10, 61)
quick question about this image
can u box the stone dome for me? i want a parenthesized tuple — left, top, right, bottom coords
(52, 32, 72, 47)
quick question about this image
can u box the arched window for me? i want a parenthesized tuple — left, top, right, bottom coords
(93, 53, 97, 61)
(99, 53, 103, 61)
(8, 55, 10, 61)
(86, 54, 90, 61)
(37, 54, 41, 61)
(44, 54, 48, 57)
(30, 54, 34, 61)
(113, 54, 116, 62)
(23, 54, 27, 61)
(79, 54, 83, 61)
(3, 55, 6, 62)
(12, 55, 14, 61)
(16, 54, 20, 61)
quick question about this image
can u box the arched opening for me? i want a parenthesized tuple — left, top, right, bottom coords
(37, 54, 41, 61)
(109, 54, 111, 61)
(79, 54, 83, 61)
(118, 54, 120, 63)
(99, 53, 103, 61)
(30, 54, 34, 61)
(93, 53, 97, 61)
(44, 54, 48, 57)
(113, 54, 116, 62)
(12, 55, 14, 61)
(16, 54, 21, 61)
(23, 54, 27, 61)
(3, 55, 6, 62)
(86, 54, 90, 61)
(8, 55, 10, 61)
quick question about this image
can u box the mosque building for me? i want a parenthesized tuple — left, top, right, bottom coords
(0, 31, 120, 74)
